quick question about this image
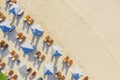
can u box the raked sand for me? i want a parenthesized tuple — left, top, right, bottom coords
(0, 0, 120, 80)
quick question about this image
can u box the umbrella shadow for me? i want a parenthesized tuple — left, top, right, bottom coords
(18, 65, 28, 79)
(14, 40, 23, 49)
(42, 42, 50, 54)
(26, 24, 31, 34)
(33, 35, 42, 47)
(3, 33, 7, 38)
(0, 48, 10, 57)
(22, 21, 27, 30)
(54, 65, 58, 73)
(12, 15, 16, 24)
(28, 53, 34, 62)
(5, 2, 10, 11)
(47, 75, 57, 80)
(17, 42, 23, 51)
(37, 61, 42, 70)
(51, 56, 54, 62)
(0, 66, 6, 71)
(16, 59, 21, 66)
(27, 51, 36, 62)
(61, 62, 69, 75)
(54, 57, 59, 66)
(15, 15, 23, 26)
(7, 29, 17, 43)
(31, 36, 35, 43)
(45, 46, 50, 54)
(9, 60, 16, 69)
(33, 58, 38, 67)
(42, 43, 50, 54)
(42, 42, 46, 51)
(7, 57, 12, 65)
(51, 56, 60, 65)
(37, 59, 45, 70)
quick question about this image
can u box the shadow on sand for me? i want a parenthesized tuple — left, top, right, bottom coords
(5, 2, 10, 11)
(32, 34, 43, 47)
(42, 42, 50, 54)
(44, 75, 57, 80)
(61, 62, 69, 75)
(0, 48, 10, 57)
(51, 56, 59, 66)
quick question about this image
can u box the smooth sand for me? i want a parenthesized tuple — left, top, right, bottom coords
(0, 0, 120, 80)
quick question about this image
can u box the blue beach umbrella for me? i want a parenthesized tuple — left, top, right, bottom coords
(31, 24, 43, 36)
(0, 21, 15, 33)
(9, 4, 21, 16)
(20, 41, 35, 54)
(72, 67, 83, 80)
(44, 63, 54, 75)
(52, 45, 62, 57)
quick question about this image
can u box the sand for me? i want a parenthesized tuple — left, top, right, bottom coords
(0, 0, 120, 80)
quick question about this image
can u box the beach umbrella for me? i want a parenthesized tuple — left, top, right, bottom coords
(72, 67, 83, 80)
(0, 21, 15, 33)
(20, 41, 36, 54)
(31, 24, 43, 36)
(9, 4, 21, 16)
(52, 45, 62, 57)
(44, 63, 54, 75)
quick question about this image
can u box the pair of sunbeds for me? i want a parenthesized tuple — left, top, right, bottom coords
(7, 70, 18, 80)
(83, 76, 89, 80)
(9, 50, 19, 60)
(63, 56, 73, 67)
(0, 40, 9, 51)
(0, 58, 6, 69)
(15, 32, 26, 42)
(55, 71, 65, 80)
(34, 51, 46, 62)
(0, 11, 6, 22)
(24, 15, 34, 25)
(6, 0, 17, 5)
(43, 35, 54, 46)
(25, 67, 36, 78)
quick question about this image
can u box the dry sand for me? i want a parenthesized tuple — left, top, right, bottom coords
(0, 0, 120, 80)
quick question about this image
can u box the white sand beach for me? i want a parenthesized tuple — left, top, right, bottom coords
(0, 0, 120, 80)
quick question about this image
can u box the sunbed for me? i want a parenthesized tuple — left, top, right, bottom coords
(1, 43, 9, 51)
(29, 71, 36, 78)
(59, 75, 65, 80)
(66, 59, 73, 67)
(55, 71, 61, 78)
(10, 74, 18, 80)
(15, 32, 23, 39)
(39, 55, 45, 61)
(24, 15, 30, 21)
(19, 36, 26, 42)
(9, 0, 17, 5)
(7, 70, 14, 77)
(25, 67, 32, 74)
(47, 39, 54, 46)
(0, 15, 6, 22)
(83, 76, 89, 80)
(9, 50, 15, 57)
(12, 54, 19, 60)
(34, 51, 41, 58)
(0, 40, 5, 47)
(43, 35, 50, 42)
(27, 18, 34, 25)
(63, 56, 69, 63)
(0, 62, 6, 69)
